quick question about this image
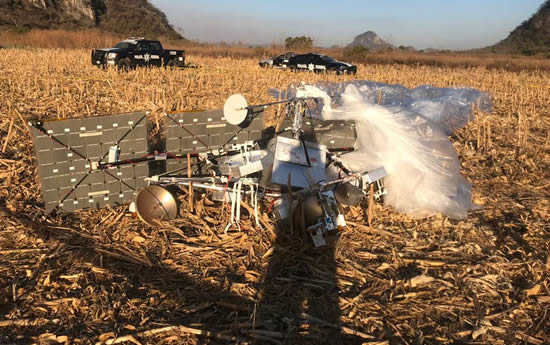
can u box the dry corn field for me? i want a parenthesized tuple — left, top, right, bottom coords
(0, 48, 549, 345)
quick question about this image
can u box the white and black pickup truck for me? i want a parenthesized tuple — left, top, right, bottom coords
(91, 38, 185, 69)
(259, 52, 296, 68)
(288, 53, 357, 75)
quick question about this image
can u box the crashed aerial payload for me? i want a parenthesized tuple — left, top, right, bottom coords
(286, 81, 492, 219)
(29, 77, 492, 248)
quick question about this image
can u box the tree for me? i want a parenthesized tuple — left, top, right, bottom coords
(285, 36, 313, 50)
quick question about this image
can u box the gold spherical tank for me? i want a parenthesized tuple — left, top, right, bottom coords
(135, 185, 178, 226)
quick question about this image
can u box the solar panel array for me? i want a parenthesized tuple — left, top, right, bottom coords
(164, 108, 265, 175)
(31, 112, 149, 212)
(30, 106, 357, 213)
(278, 118, 357, 149)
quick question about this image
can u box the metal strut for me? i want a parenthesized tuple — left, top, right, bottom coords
(165, 113, 210, 149)
(99, 113, 147, 162)
(30, 121, 91, 164)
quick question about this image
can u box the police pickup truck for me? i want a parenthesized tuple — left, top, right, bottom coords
(259, 52, 296, 68)
(288, 53, 357, 75)
(91, 38, 185, 69)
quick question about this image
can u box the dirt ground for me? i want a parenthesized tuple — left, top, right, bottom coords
(0, 50, 549, 345)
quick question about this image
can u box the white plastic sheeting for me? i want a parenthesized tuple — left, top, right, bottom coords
(274, 81, 492, 219)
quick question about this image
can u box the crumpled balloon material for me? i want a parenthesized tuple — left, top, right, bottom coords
(273, 81, 492, 219)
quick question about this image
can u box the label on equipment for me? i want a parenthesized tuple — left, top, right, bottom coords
(238, 160, 264, 177)
(363, 167, 387, 184)
(274, 136, 325, 166)
(206, 123, 226, 129)
(88, 190, 109, 197)
(79, 131, 103, 137)
(324, 216, 336, 231)
(309, 226, 327, 247)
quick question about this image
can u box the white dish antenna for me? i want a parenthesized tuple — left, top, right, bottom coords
(224, 94, 249, 126)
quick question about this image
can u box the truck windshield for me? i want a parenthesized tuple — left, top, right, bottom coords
(320, 55, 336, 63)
(149, 41, 162, 50)
(114, 42, 136, 49)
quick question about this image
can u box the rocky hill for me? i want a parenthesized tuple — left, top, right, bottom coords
(347, 31, 395, 51)
(0, 0, 183, 40)
(486, 0, 550, 55)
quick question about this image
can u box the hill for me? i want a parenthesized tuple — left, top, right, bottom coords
(0, 0, 183, 40)
(486, 0, 550, 55)
(347, 31, 395, 51)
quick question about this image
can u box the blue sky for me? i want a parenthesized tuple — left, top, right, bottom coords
(151, 0, 544, 49)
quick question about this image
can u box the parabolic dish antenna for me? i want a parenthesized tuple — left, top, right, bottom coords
(334, 182, 364, 206)
(224, 94, 249, 126)
(135, 185, 178, 226)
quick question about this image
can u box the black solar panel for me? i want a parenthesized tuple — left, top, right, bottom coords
(277, 118, 357, 149)
(30, 103, 354, 213)
(164, 108, 264, 174)
(30, 111, 149, 212)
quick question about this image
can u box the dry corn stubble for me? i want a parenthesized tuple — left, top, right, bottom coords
(0, 49, 549, 345)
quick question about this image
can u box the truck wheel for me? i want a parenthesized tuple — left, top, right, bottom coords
(117, 58, 132, 72)
(166, 60, 178, 69)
